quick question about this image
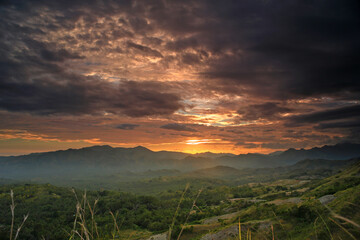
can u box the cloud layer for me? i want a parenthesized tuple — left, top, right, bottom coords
(0, 0, 359, 154)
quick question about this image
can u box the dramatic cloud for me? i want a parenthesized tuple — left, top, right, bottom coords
(0, 75, 183, 117)
(237, 102, 291, 121)
(116, 124, 140, 130)
(0, 0, 359, 154)
(287, 104, 360, 125)
(316, 120, 360, 130)
(160, 123, 197, 132)
(200, 1, 360, 101)
(127, 41, 163, 58)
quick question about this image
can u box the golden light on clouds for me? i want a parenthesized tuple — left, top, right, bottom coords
(186, 139, 211, 145)
(0, 1, 359, 155)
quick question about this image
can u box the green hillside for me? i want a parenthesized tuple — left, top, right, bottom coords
(0, 161, 359, 239)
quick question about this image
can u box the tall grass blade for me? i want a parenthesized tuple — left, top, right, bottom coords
(10, 190, 15, 240)
(110, 211, 122, 239)
(324, 204, 360, 229)
(313, 217, 318, 240)
(168, 183, 189, 240)
(239, 217, 241, 240)
(177, 189, 202, 240)
(87, 198, 99, 239)
(14, 214, 29, 240)
(329, 217, 357, 240)
(316, 211, 333, 240)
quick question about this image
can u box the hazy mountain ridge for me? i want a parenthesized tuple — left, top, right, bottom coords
(181, 157, 360, 182)
(0, 143, 360, 179)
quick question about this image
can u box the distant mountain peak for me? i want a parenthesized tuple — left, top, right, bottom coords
(283, 142, 360, 153)
(133, 146, 152, 152)
(83, 145, 113, 150)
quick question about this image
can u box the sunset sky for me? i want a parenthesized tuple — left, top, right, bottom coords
(0, 0, 359, 155)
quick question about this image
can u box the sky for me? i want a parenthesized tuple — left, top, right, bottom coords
(0, 0, 359, 155)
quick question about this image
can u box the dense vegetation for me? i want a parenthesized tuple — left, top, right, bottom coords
(0, 184, 233, 239)
(0, 161, 359, 239)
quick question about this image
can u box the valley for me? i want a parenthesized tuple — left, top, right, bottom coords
(0, 143, 360, 239)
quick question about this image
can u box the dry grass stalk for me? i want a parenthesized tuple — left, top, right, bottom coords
(9, 190, 29, 240)
(168, 183, 189, 240)
(333, 214, 360, 229)
(87, 199, 99, 238)
(69, 189, 125, 240)
(73, 230, 85, 240)
(109, 211, 122, 240)
(313, 217, 319, 240)
(10, 190, 15, 240)
(324, 204, 360, 229)
(14, 214, 29, 240)
(329, 217, 357, 240)
(176, 189, 202, 240)
(316, 210, 334, 240)
(70, 189, 96, 240)
(76, 203, 92, 240)
(238, 218, 241, 240)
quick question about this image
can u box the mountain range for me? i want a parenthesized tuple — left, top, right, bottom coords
(0, 142, 360, 179)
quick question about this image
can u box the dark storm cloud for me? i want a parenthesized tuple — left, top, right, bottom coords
(0, 33, 182, 117)
(288, 104, 360, 125)
(115, 81, 182, 117)
(286, 104, 360, 142)
(181, 53, 202, 65)
(4, 0, 358, 100)
(0, 70, 183, 117)
(126, 41, 163, 58)
(0, 1, 183, 117)
(165, 37, 199, 51)
(199, 0, 360, 100)
(316, 120, 360, 130)
(1, 0, 359, 143)
(141, 37, 163, 46)
(237, 102, 291, 121)
(160, 123, 197, 132)
(116, 124, 139, 130)
(129, 16, 152, 33)
(40, 49, 84, 62)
